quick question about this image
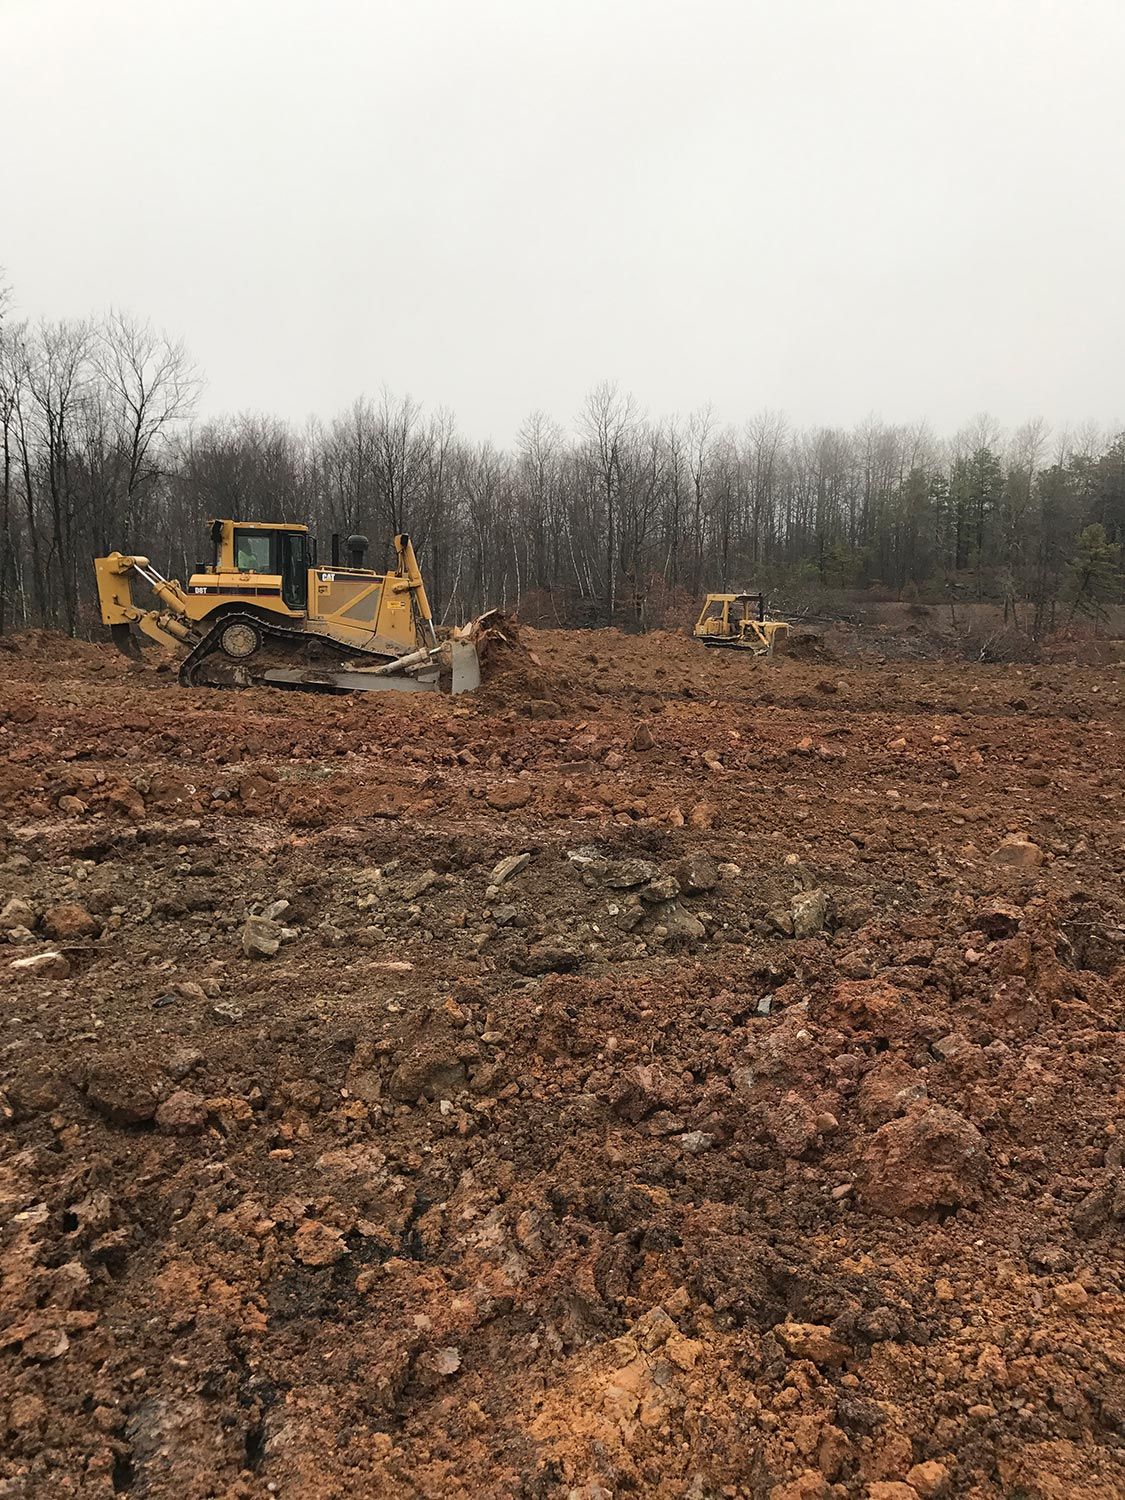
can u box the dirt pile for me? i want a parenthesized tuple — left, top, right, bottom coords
(0, 628, 1123, 1498)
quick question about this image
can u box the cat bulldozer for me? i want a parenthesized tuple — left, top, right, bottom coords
(692, 592, 788, 655)
(94, 519, 481, 694)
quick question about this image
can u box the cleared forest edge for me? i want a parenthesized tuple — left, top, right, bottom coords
(1, 310, 1122, 642)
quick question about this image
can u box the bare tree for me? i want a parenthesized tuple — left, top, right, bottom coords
(92, 310, 200, 549)
(686, 403, 715, 594)
(580, 381, 637, 620)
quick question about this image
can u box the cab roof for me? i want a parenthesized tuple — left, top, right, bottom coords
(209, 518, 309, 532)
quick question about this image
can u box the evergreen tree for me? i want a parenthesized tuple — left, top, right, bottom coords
(1065, 523, 1122, 627)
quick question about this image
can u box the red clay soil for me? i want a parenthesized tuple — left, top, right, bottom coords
(0, 626, 1123, 1500)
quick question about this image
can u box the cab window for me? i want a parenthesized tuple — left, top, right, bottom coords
(234, 530, 275, 573)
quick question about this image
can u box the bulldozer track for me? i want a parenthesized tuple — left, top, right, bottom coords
(179, 611, 394, 690)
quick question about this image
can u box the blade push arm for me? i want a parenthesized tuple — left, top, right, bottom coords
(392, 533, 438, 647)
(94, 553, 196, 650)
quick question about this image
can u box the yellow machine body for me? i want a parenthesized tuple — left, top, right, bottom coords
(692, 593, 789, 654)
(91, 520, 478, 694)
(96, 522, 436, 658)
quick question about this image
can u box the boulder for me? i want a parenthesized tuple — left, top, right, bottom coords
(631, 722, 655, 752)
(791, 889, 829, 938)
(654, 902, 706, 941)
(486, 782, 532, 811)
(165, 1047, 204, 1081)
(242, 915, 282, 958)
(154, 1091, 209, 1134)
(489, 853, 530, 887)
(858, 1102, 987, 1220)
(991, 834, 1044, 868)
(605, 858, 658, 889)
(10, 950, 70, 979)
(640, 875, 680, 903)
(400, 869, 437, 900)
(84, 1053, 161, 1125)
(42, 903, 98, 941)
(678, 1130, 715, 1154)
(0, 897, 36, 932)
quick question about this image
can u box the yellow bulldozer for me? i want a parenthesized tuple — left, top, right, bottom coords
(692, 592, 789, 654)
(94, 519, 481, 694)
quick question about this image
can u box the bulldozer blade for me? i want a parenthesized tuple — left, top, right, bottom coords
(451, 640, 481, 694)
(109, 623, 140, 659)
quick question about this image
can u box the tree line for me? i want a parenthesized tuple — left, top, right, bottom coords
(1, 292, 1122, 640)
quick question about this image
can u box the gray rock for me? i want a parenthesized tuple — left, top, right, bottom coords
(489, 853, 531, 887)
(678, 1130, 715, 1154)
(567, 848, 609, 882)
(791, 889, 829, 939)
(674, 855, 721, 894)
(654, 902, 706, 941)
(401, 869, 438, 901)
(640, 875, 681, 903)
(0, 897, 36, 932)
(768, 907, 795, 936)
(165, 1047, 204, 1081)
(10, 950, 70, 979)
(242, 915, 282, 958)
(837, 948, 873, 979)
(605, 858, 658, 889)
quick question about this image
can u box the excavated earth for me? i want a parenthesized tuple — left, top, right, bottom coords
(0, 626, 1123, 1500)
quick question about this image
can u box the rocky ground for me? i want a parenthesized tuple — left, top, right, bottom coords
(1, 625, 1123, 1499)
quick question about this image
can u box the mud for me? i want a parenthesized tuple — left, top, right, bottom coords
(1, 627, 1123, 1498)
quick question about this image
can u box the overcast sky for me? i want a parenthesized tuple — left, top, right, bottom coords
(3, 0, 1123, 443)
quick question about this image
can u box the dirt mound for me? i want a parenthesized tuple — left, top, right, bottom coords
(784, 628, 834, 661)
(0, 629, 1123, 1497)
(468, 611, 574, 711)
(1, 628, 122, 669)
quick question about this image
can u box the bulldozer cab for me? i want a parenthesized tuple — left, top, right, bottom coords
(211, 520, 310, 611)
(694, 592, 764, 636)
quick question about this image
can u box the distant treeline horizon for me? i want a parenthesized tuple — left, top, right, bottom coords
(1, 289, 1122, 639)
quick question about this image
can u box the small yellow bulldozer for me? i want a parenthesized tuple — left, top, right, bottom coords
(94, 519, 481, 694)
(692, 592, 789, 655)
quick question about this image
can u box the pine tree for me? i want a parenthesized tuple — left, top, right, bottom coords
(1065, 523, 1122, 628)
